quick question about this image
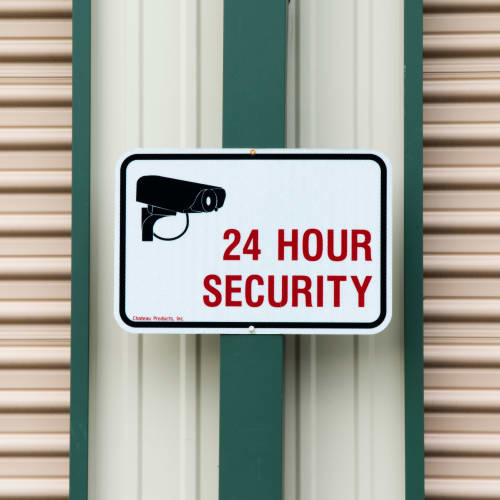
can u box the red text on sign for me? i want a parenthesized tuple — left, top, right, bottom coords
(203, 274, 372, 309)
(223, 229, 262, 261)
(208, 228, 375, 310)
(278, 229, 372, 261)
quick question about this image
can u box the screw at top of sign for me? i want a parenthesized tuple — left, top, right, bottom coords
(249, 325, 256, 334)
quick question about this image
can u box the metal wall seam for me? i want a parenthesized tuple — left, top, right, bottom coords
(0, 0, 73, 498)
(423, 0, 500, 498)
(405, 0, 424, 498)
(70, 0, 90, 498)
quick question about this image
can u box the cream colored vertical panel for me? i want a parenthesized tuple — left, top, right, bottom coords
(91, 0, 403, 499)
(423, 1, 500, 498)
(90, 0, 222, 499)
(90, 0, 141, 498)
(286, 0, 404, 499)
(0, 0, 72, 498)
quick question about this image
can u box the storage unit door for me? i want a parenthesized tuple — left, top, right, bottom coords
(424, 1, 500, 498)
(0, 1, 72, 498)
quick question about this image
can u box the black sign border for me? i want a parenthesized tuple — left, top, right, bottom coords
(119, 152, 388, 330)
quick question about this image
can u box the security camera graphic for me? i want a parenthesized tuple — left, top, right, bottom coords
(136, 175, 226, 241)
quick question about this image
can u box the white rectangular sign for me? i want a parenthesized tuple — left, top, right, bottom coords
(115, 150, 391, 334)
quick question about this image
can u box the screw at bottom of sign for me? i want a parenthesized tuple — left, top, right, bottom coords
(249, 325, 256, 334)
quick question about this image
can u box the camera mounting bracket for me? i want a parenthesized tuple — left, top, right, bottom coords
(141, 205, 176, 241)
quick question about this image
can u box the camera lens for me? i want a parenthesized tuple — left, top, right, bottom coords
(201, 189, 217, 212)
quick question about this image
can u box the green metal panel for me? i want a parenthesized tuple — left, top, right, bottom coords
(220, 1, 287, 499)
(219, 336, 284, 500)
(404, 0, 424, 498)
(223, 0, 287, 148)
(70, 0, 91, 499)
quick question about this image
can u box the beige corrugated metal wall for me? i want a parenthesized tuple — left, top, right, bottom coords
(0, 0, 72, 498)
(424, 1, 500, 498)
(90, 0, 404, 499)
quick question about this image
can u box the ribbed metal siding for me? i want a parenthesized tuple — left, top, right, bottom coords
(90, 0, 405, 499)
(0, 1, 71, 498)
(424, 1, 500, 498)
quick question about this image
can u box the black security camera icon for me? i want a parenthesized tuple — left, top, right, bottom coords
(136, 175, 226, 241)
